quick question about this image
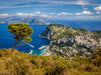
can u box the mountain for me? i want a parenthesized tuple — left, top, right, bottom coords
(0, 16, 50, 25)
(40, 23, 101, 58)
(27, 18, 50, 25)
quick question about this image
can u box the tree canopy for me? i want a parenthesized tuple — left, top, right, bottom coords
(8, 23, 33, 49)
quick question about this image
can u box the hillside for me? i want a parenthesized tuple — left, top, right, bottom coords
(0, 48, 101, 75)
(40, 24, 101, 58)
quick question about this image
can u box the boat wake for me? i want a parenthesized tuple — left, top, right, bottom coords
(0, 37, 34, 48)
(26, 43, 34, 48)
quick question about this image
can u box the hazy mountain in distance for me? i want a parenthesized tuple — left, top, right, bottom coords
(0, 16, 50, 25)
(29, 18, 50, 25)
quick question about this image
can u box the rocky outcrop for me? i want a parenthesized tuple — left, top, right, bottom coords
(40, 24, 101, 57)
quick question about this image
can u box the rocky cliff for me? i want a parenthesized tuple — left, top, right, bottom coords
(40, 23, 101, 58)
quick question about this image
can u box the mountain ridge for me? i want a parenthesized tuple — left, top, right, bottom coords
(0, 16, 50, 25)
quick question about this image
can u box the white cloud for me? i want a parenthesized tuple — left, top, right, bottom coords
(48, 13, 55, 15)
(57, 12, 69, 15)
(16, 12, 56, 18)
(74, 0, 89, 5)
(0, 0, 101, 9)
(16, 13, 24, 16)
(0, 13, 8, 17)
(40, 14, 52, 18)
(16, 13, 34, 16)
(76, 11, 92, 15)
(35, 11, 41, 14)
(75, 16, 101, 19)
(82, 11, 92, 15)
(17, 11, 41, 16)
(96, 12, 100, 14)
(16, 11, 41, 16)
(41, 0, 89, 5)
(76, 13, 82, 15)
(94, 6, 101, 11)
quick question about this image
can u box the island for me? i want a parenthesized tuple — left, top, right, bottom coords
(40, 23, 101, 58)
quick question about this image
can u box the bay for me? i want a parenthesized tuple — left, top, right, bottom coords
(0, 20, 101, 55)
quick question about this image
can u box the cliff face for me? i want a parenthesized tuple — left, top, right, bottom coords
(40, 24, 101, 57)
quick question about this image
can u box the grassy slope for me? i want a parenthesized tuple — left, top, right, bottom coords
(0, 48, 101, 75)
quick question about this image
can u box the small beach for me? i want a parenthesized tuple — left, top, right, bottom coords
(29, 45, 51, 55)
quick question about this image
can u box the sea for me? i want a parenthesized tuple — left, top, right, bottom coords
(0, 20, 101, 55)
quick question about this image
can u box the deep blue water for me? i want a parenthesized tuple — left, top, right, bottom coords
(0, 20, 101, 55)
(51, 20, 101, 31)
(0, 24, 50, 55)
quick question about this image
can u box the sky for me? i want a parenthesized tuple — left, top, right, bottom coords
(0, 0, 101, 20)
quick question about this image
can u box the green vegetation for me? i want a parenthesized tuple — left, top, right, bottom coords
(45, 24, 91, 40)
(47, 23, 65, 29)
(91, 31, 101, 43)
(8, 23, 33, 49)
(52, 41, 74, 47)
(46, 24, 75, 40)
(0, 23, 100, 75)
(0, 48, 101, 75)
(41, 24, 101, 58)
(77, 44, 91, 52)
(90, 46, 101, 66)
(79, 28, 88, 32)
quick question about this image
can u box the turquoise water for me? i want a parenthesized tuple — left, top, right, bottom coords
(0, 20, 101, 55)
(31, 46, 48, 55)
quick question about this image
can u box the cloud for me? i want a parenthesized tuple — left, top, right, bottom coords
(94, 6, 101, 11)
(0, 13, 8, 17)
(76, 11, 92, 15)
(16, 12, 56, 18)
(96, 12, 100, 14)
(40, 14, 52, 18)
(0, 0, 101, 9)
(40, 0, 101, 6)
(16, 13, 34, 16)
(16, 11, 42, 16)
(48, 13, 56, 15)
(35, 11, 41, 14)
(74, 0, 89, 5)
(57, 12, 69, 15)
(75, 16, 101, 19)
(40, 0, 89, 5)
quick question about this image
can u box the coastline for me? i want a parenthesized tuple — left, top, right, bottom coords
(40, 50, 52, 56)
(28, 50, 33, 54)
(39, 34, 47, 39)
(39, 45, 52, 56)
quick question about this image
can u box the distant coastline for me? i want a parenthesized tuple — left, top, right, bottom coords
(0, 22, 6, 23)
(0, 17, 50, 25)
